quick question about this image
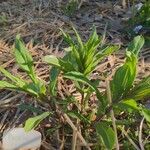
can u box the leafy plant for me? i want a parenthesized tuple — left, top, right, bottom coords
(62, 0, 78, 16)
(130, 1, 150, 28)
(60, 35, 150, 149)
(0, 35, 46, 100)
(43, 26, 119, 96)
(97, 35, 150, 149)
(0, 27, 150, 150)
(110, 36, 145, 102)
(127, 1, 150, 45)
(0, 13, 8, 25)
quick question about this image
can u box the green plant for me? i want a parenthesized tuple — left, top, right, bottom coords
(62, 0, 78, 16)
(43, 27, 150, 149)
(43, 26, 119, 96)
(0, 27, 150, 150)
(131, 1, 150, 28)
(96, 36, 150, 149)
(56, 35, 150, 149)
(0, 13, 7, 25)
(0, 35, 46, 101)
(0, 35, 52, 132)
(127, 1, 150, 45)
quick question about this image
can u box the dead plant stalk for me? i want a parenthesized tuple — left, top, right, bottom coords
(63, 113, 91, 150)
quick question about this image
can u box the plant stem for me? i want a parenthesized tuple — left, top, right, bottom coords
(139, 118, 145, 150)
(122, 128, 140, 150)
(106, 79, 119, 150)
(63, 113, 91, 150)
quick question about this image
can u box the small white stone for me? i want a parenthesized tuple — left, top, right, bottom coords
(2, 128, 41, 150)
(133, 25, 143, 34)
(135, 3, 143, 11)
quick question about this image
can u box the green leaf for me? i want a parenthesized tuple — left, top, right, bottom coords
(86, 26, 100, 50)
(43, 55, 75, 72)
(0, 80, 17, 89)
(111, 51, 137, 101)
(127, 36, 145, 56)
(71, 46, 83, 72)
(59, 59, 75, 72)
(43, 55, 61, 68)
(96, 122, 115, 150)
(67, 111, 90, 124)
(49, 67, 60, 96)
(72, 26, 84, 50)
(83, 27, 101, 75)
(60, 28, 74, 45)
(0, 67, 45, 97)
(24, 112, 51, 132)
(142, 108, 150, 122)
(64, 71, 105, 107)
(95, 45, 120, 63)
(127, 76, 150, 100)
(14, 35, 36, 82)
(23, 81, 46, 98)
(88, 45, 119, 75)
(0, 66, 25, 87)
(116, 99, 139, 113)
(64, 71, 95, 90)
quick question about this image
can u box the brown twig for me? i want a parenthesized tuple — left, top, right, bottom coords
(63, 113, 91, 150)
(72, 128, 78, 150)
(122, 128, 140, 150)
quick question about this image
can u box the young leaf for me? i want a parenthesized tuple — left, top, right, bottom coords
(14, 35, 33, 71)
(95, 45, 120, 63)
(23, 81, 46, 98)
(127, 76, 150, 100)
(115, 99, 139, 113)
(43, 55, 61, 68)
(72, 26, 84, 50)
(111, 51, 137, 101)
(60, 28, 74, 45)
(24, 112, 51, 132)
(86, 26, 100, 50)
(64, 71, 105, 107)
(0, 66, 25, 86)
(96, 122, 115, 150)
(14, 35, 36, 81)
(127, 35, 145, 56)
(43, 55, 75, 72)
(88, 45, 119, 75)
(0, 80, 17, 89)
(141, 108, 150, 122)
(49, 67, 60, 96)
(59, 59, 76, 72)
(64, 71, 97, 91)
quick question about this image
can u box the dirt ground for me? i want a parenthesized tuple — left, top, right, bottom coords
(0, 0, 150, 149)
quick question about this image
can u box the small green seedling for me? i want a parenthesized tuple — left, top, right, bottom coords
(0, 35, 46, 101)
(43, 26, 119, 96)
(62, 0, 78, 16)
